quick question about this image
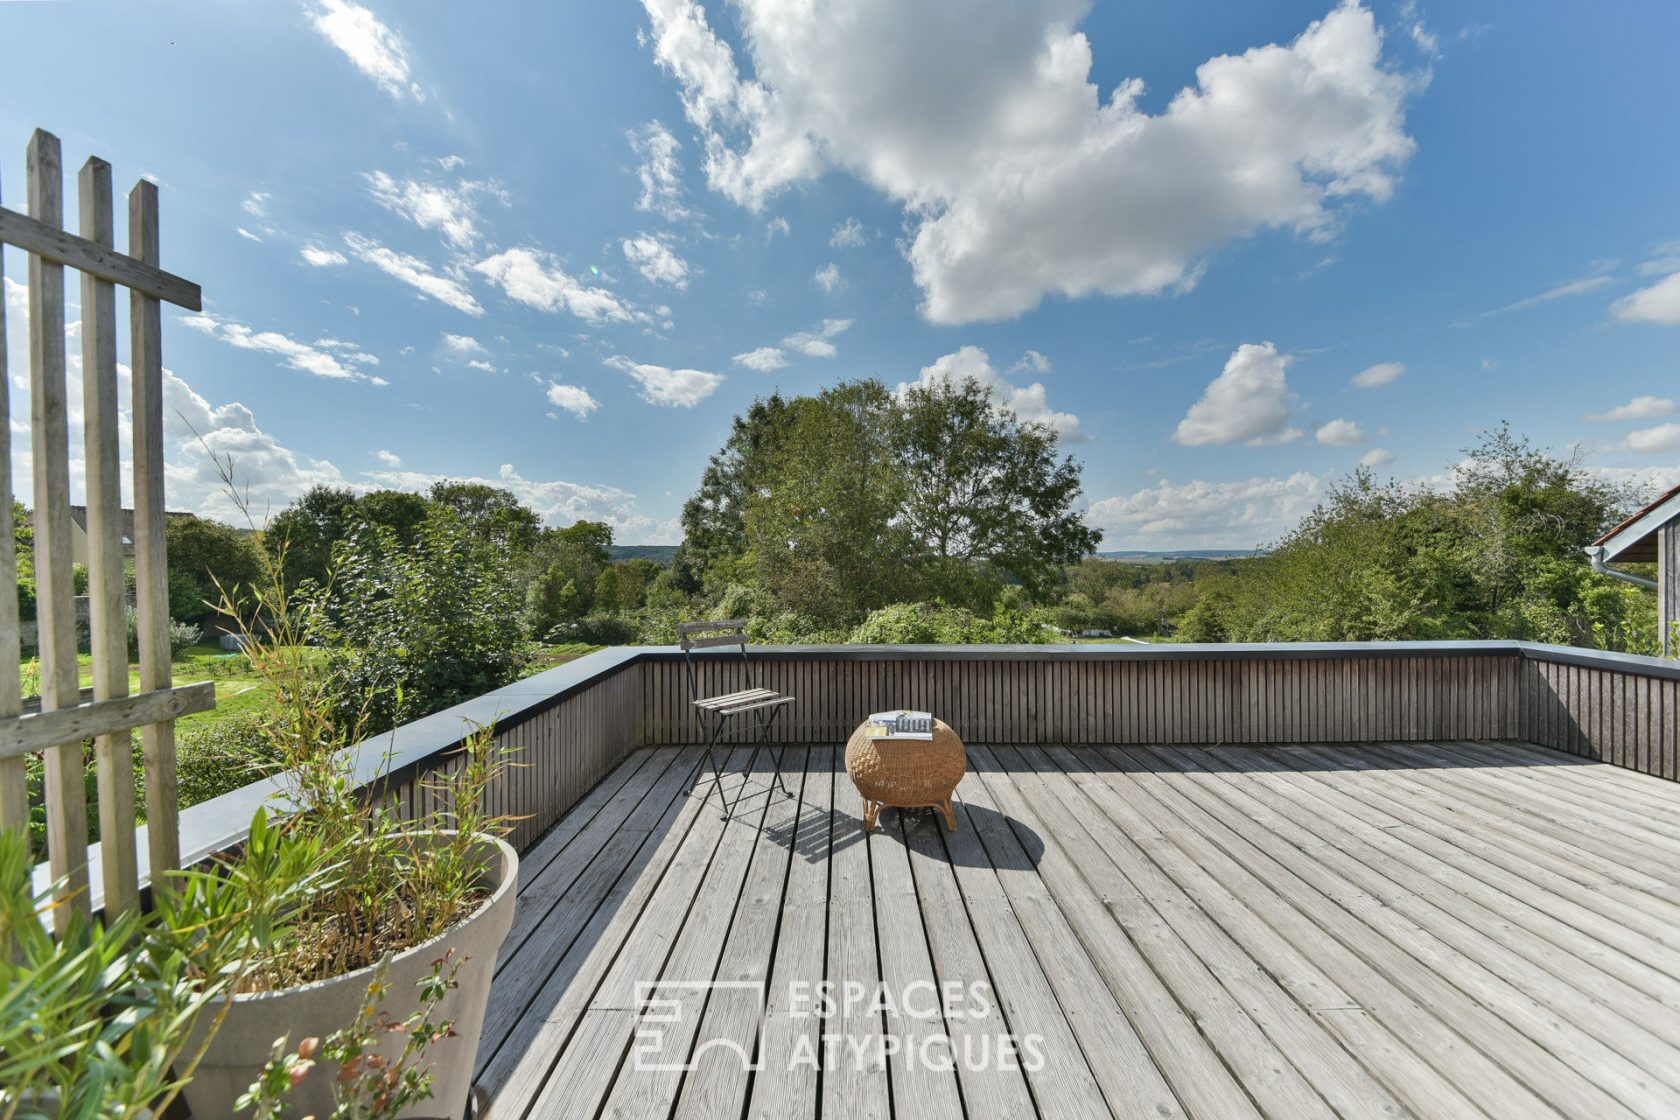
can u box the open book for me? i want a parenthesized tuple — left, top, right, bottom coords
(861, 709, 935, 741)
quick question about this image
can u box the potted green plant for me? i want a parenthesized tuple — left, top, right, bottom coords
(0, 829, 237, 1120)
(162, 518, 519, 1118)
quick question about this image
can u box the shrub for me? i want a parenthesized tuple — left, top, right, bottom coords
(311, 515, 530, 733)
(849, 601, 1052, 645)
(175, 711, 282, 806)
(547, 612, 638, 646)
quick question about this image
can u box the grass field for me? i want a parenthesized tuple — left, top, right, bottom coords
(22, 640, 605, 737)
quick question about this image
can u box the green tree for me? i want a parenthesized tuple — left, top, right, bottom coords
(428, 481, 540, 552)
(742, 381, 921, 626)
(165, 515, 266, 624)
(310, 513, 529, 733)
(265, 485, 359, 591)
(351, 489, 434, 546)
(897, 376, 1099, 601)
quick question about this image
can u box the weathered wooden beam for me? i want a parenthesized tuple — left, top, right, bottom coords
(29, 129, 90, 928)
(0, 168, 23, 835)
(80, 156, 141, 916)
(130, 176, 182, 885)
(0, 682, 216, 762)
(0, 203, 201, 310)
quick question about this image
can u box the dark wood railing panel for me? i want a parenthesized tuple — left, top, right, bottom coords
(1522, 651, 1679, 781)
(638, 650, 1528, 748)
(378, 661, 642, 851)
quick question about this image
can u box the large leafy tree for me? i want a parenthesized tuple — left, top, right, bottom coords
(679, 378, 1101, 624)
(429, 481, 540, 551)
(742, 381, 920, 626)
(165, 515, 267, 623)
(897, 376, 1098, 599)
(264, 485, 358, 591)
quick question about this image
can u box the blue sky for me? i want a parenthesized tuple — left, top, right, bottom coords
(2, 0, 1677, 548)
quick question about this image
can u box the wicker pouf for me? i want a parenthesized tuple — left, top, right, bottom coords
(845, 717, 966, 832)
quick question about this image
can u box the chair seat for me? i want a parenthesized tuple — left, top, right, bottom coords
(693, 688, 794, 715)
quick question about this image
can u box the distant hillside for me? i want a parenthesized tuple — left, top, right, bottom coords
(1096, 548, 1262, 563)
(609, 544, 679, 565)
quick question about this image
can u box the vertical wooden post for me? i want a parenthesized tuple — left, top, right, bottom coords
(0, 169, 23, 835)
(80, 156, 139, 914)
(28, 129, 90, 927)
(1661, 522, 1679, 659)
(129, 177, 179, 885)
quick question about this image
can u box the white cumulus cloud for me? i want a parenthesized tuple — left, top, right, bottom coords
(300, 246, 348, 267)
(1624, 423, 1680, 454)
(733, 346, 787, 372)
(1360, 447, 1396, 468)
(1612, 272, 1680, 326)
(1351, 360, 1404, 388)
(1088, 472, 1324, 550)
(308, 0, 423, 100)
(830, 218, 868, 248)
(474, 248, 634, 323)
(343, 232, 483, 315)
(629, 121, 693, 222)
(605, 354, 722, 407)
(782, 317, 852, 358)
(546, 382, 601, 419)
(364, 170, 503, 248)
(1316, 418, 1365, 446)
(376, 449, 402, 467)
(812, 262, 843, 292)
(1174, 342, 1301, 447)
(441, 333, 485, 356)
(180, 312, 383, 384)
(1586, 396, 1675, 423)
(897, 344, 1081, 439)
(640, 0, 1416, 324)
(621, 233, 691, 288)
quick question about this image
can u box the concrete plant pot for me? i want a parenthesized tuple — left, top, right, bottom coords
(180, 832, 518, 1119)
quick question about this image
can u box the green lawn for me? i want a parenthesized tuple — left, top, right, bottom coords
(23, 641, 603, 737)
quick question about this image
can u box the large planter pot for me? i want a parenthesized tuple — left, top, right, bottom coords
(180, 832, 518, 1119)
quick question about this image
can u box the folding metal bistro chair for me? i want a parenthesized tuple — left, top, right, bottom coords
(680, 619, 795, 820)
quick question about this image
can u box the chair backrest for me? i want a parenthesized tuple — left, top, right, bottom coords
(678, 619, 753, 699)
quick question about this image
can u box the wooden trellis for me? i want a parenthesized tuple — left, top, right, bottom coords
(0, 129, 213, 930)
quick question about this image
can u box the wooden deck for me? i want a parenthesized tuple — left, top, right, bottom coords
(473, 741, 1680, 1119)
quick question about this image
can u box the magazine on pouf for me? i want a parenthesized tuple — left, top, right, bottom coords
(862, 709, 935, 740)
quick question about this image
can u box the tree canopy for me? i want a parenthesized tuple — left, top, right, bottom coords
(676, 377, 1099, 626)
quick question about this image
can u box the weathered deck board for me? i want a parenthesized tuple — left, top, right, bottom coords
(479, 741, 1680, 1119)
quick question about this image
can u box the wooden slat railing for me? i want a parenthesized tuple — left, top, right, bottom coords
(51, 640, 1680, 911)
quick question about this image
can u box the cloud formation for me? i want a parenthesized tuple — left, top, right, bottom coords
(364, 170, 503, 248)
(343, 232, 483, 315)
(181, 312, 385, 384)
(1315, 418, 1365, 446)
(308, 0, 422, 100)
(1088, 472, 1324, 549)
(546, 382, 600, 419)
(475, 248, 634, 323)
(897, 344, 1081, 439)
(732, 346, 787, 372)
(1174, 342, 1301, 447)
(605, 354, 723, 407)
(629, 121, 693, 222)
(1351, 360, 1404, 388)
(622, 233, 691, 288)
(640, 0, 1416, 323)
(1586, 396, 1675, 423)
(1612, 272, 1680, 326)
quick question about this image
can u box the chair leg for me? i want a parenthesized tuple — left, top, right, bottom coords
(754, 706, 791, 797)
(697, 716, 729, 819)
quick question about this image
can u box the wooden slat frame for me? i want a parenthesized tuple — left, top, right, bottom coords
(0, 204, 200, 309)
(0, 130, 205, 921)
(27, 130, 90, 929)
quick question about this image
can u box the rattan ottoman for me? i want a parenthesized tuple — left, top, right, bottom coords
(844, 717, 966, 831)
